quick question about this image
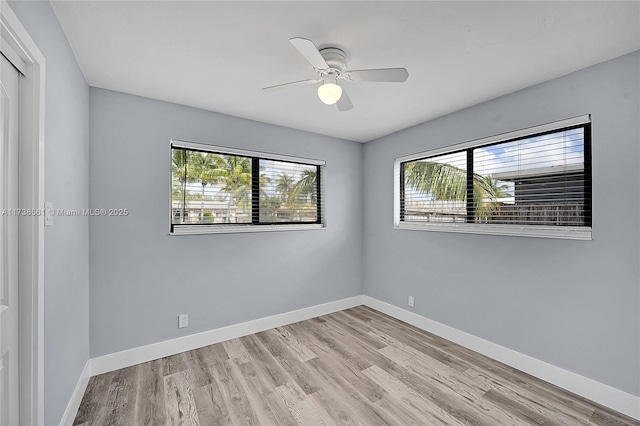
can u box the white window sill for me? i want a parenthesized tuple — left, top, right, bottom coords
(170, 223, 325, 235)
(395, 222, 592, 240)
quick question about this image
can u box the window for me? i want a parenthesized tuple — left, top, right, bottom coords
(171, 141, 325, 234)
(395, 116, 592, 240)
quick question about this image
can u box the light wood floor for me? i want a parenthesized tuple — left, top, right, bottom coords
(74, 306, 639, 425)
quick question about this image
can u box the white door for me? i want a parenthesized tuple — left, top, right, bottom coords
(0, 53, 20, 426)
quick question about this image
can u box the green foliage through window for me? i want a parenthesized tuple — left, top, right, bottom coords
(171, 145, 322, 228)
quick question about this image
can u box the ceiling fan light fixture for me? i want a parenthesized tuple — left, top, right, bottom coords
(262, 38, 409, 112)
(317, 81, 342, 105)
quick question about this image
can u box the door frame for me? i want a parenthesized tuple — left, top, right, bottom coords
(0, 2, 45, 425)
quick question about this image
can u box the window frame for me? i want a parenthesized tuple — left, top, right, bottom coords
(394, 115, 592, 240)
(170, 140, 326, 235)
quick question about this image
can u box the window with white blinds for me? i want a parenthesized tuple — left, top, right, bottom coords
(171, 141, 325, 234)
(395, 116, 592, 240)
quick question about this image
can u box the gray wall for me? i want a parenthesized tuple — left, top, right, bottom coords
(7, 1, 90, 424)
(88, 88, 363, 357)
(363, 51, 640, 396)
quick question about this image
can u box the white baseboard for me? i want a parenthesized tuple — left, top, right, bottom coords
(361, 296, 640, 421)
(74, 294, 639, 422)
(59, 359, 92, 426)
(90, 295, 365, 376)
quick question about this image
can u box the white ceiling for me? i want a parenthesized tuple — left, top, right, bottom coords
(51, 1, 640, 143)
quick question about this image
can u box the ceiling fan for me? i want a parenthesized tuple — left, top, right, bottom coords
(262, 37, 409, 111)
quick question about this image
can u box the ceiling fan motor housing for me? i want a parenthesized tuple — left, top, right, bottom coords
(319, 47, 347, 75)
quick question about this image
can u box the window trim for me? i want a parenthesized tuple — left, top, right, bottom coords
(394, 115, 592, 240)
(170, 140, 326, 235)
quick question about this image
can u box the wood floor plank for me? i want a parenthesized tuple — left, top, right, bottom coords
(309, 315, 416, 381)
(225, 357, 287, 425)
(304, 391, 355, 426)
(376, 333, 466, 378)
(289, 322, 386, 405)
(363, 313, 561, 426)
(162, 352, 189, 377)
(378, 343, 478, 402)
(234, 341, 299, 425)
(207, 360, 259, 425)
(191, 383, 233, 425)
(180, 348, 218, 388)
(377, 336, 532, 425)
(297, 318, 373, 372)
(327, 311, 389, 350)
(191, 341, 230, 366)
(73, 371, 112, 425)
(163, 370, 199, 426)
(75, 306, 640, 426)
(133, 359, 166, 425)
(255, 329, 322, 395)
(463, 363, 598, 421)
(305, 346, 386, 405)
(308, 385, 381, 426)
(361, 308, 609, 426)
(590, 408, 640, 426)
(363, 364, 465, 425)
(273, 381, 329, 426)
(372, 396, 435, 426)
(460, 367, 594, 424)
(82, 371, 120, 426)
(239, 334, 290, 388)
(361, 305, 604, 421)
(366, 318, 471, 373)
(221, 338, 252, 364)
(482, 387, 578, 426)
(94, 366, 139, 426)
(303, 357, 393, 426)
(273, 326, 318, 362)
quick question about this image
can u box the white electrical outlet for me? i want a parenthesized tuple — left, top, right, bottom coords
(408, 296, 415, 307)
(178, 314, 189, 328)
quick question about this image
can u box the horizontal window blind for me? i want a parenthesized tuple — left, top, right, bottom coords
(400, 121, 591, 230)
(402, 151, 467, 223)
(171, 143, 324, 232)
(472, 127, 588, 226)
(258, 159, 320, 224)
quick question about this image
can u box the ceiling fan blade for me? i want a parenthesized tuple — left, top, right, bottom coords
(345, 68, 409, 82)
(289, 37, 329, 70)
(336, 90, 353, 111)
(262, 79, 319, 92)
